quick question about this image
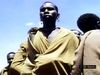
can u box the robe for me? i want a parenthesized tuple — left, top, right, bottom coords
(11, 28, 79, 75)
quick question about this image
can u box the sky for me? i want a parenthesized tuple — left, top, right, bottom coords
(0, 0, 100, 70)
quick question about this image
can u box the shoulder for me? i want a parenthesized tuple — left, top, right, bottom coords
(83, 30, 100, 43)
(81, 30, 100, 40)
(60, 27, 71, 31)
(60, 27, 79, 42)
(60, 27, 75, 35)
(28, 27, 39, 35)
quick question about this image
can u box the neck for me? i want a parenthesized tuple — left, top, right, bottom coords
(43, 25, 56, 30)
(42, 20, 56, 30)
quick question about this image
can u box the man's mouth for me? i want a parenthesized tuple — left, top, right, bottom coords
(44, 14, 50, 16)
(44, 14, 51, 18)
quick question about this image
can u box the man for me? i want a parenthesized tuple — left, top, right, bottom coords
(77, 13, 100, 33)
(0, 52, 15, 75)
(71, 30, 100, 75)
(11, 1, 79, 75)
(71, 14, 100, 75)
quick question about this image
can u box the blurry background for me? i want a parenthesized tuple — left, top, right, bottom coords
(0, 0, 100, 70)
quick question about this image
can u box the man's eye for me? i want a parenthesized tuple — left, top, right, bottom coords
(40, 8, 45, 11)
(40, 8, 54, 12)
(48, 8, 54, 10)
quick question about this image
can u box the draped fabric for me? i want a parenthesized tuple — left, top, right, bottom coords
(28, 28, 79, 75)
(0, 66, 20, 75)
(11, 28, 79, 75)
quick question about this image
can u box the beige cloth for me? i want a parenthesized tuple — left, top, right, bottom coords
(0, 67, 8, 75)
(11, 28, 79, 75)
(71, 30, 100, 75)
(0, 66, 20, 75)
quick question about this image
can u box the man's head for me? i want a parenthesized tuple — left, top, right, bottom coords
(40, 1, 59, 22)
(77, 13, 100, 33)
(7, 52, 15, 65)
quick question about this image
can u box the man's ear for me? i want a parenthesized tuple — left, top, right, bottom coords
(57, 13, 60, 20)
(96, 20, 100, 29)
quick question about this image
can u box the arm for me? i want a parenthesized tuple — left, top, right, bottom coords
(11, 42, 29, 73)
(11, 27, 38, 72)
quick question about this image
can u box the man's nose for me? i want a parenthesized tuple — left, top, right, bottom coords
(44, 9, 48, 12)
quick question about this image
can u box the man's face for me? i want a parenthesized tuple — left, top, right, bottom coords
(7, 53, 15, 64)
(40, 2, 58, 21)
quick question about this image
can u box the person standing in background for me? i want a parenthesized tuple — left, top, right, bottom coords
(0, 52, 15, 75)
(71, 13, 100, 75)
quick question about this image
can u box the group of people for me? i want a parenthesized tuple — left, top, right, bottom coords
(1, 1, 100, 75)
